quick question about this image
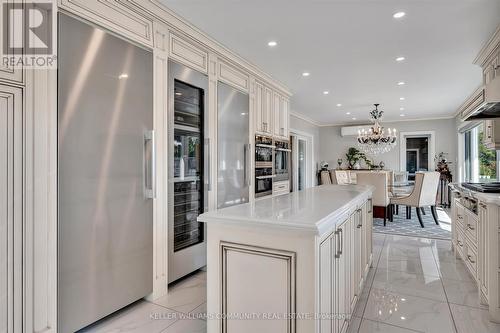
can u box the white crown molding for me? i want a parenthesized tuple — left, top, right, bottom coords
(474, 24, 500, 67)
(289, 112, 322, 127)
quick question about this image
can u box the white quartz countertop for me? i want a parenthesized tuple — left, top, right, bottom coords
(450, 183, 500, 205)
(198, 184, 374, 235)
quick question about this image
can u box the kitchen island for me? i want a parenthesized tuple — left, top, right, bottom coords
(198, 184, 374, 333)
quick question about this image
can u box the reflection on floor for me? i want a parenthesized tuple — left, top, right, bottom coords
(80, 234, 500, 333)
(348, 233, 500, 333)
(79, 270, 207, 333)
(373, 207, 452, 240)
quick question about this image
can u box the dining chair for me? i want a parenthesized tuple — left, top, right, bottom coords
(357, 172, 391, 226)
(390, 171, 440, 228)
(331, 170, 351, 185)
(320, 170, 332, 185)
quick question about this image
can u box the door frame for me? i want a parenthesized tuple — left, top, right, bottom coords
(399, 131, 435, 172)
(290, 129, 314, 190)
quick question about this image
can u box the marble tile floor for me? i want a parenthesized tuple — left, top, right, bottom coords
(80, 233, 500, 333)
(349, 233, 500, 333)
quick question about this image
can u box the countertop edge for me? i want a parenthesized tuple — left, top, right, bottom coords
(198, 185, 374, 235)
(449, 183, 500, 205)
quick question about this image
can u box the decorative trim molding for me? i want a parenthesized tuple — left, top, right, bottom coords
(220, 242, 296, 333)
(474, 25, 500, 67)
(290, 111, 321, 127)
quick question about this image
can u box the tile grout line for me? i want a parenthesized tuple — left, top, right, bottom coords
(431, 241, 460, 333)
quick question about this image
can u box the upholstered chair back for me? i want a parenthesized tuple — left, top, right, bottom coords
(356, 172, 389, 207)
(334, 170, 351, 185)
(320, 170, 332, 185)
(416, 171, 440, 206)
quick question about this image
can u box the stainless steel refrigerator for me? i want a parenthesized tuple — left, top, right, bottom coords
(58, 14, 154, 333)
(217, 82, 250, 209)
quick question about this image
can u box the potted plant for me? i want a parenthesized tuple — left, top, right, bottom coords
(345, 147, 373, 169)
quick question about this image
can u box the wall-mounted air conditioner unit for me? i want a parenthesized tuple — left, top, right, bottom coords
(340, 125, 371, 137)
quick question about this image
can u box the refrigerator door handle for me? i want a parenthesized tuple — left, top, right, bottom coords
(144, 130, 156, 199)
(205, 138, 211, 191)
(244, 143, 251, 187)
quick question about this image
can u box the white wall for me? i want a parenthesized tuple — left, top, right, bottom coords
(319, 118, 458, 178)
(289, 113, 321, 184)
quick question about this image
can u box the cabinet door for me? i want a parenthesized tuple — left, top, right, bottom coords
(0, 0, 23, 84)
(484, 120, 494, 148)
(0, 85, 22, 333)
(336, 222, 348, 333)
(355, 209, 363, 293)
(263, 87, 273, 134)
(280, 96, 289, 139)
(478, 202, 489, 300)
(254, 82, 264, 133)
(273, 92, 281, 137)
(349, 213, 357, 311)
(319, 234, 335, 333)
(366, 199, 373, 265)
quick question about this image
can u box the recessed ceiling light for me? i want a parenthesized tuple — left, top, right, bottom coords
(323, 91, 329, 95)
(268, 41, 277, 47)
(346, 112, 351, 115)
(396, 56, 406, 62)
(397, 81, 406, 86)
(400, 114, 406, 117)
(337, 103, 342, 107)
(352, 117, 357, 120)
(302, 72, 310, 77)
(393, 11, 406, 19)
(401, 316, 406, 320)
(400, 97, 405, 100)
(400, 107, 405, 111)
(118, 73, 129, 79)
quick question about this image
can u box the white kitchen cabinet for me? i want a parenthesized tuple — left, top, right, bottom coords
(483, 119, 500, 150)
(272, 180, 290, 196)
(478, 202, 489, 302)
(0, 85, 22, 333)
(254, 81, 273, 135)
(450, 185, 500, 322)
(218, 60, 250, 93)
(59, 0, 154, 47)
(0, 0, 23, 84)
(169, 33, 208, 74)
(272, 92, 290, 139)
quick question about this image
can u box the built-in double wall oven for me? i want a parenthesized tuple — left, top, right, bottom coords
(255, 136, 290, 197)
(255, 135, 275, 197)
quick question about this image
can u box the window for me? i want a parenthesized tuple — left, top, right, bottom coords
(463, 123, 498, 182)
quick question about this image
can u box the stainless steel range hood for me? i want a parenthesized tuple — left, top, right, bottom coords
(467, 75, 500, 120)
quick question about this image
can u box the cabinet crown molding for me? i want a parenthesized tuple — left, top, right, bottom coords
(474, 24, 500, 67)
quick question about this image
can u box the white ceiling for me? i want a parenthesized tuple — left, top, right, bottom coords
(161, 0, 500, 125)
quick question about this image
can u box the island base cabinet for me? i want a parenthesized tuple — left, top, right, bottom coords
(204, 195, 373, 333)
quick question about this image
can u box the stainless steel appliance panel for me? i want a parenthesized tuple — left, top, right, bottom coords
(58, 14, 153, 333)
(168, 61, 208, 283)
(217, 82, 250, 208)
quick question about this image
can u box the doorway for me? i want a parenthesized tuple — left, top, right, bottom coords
(400, 131, 435, 180)
(290, 131, 314, 191)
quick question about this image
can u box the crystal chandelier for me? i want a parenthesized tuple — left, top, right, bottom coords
(357, 104, 397, 155)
